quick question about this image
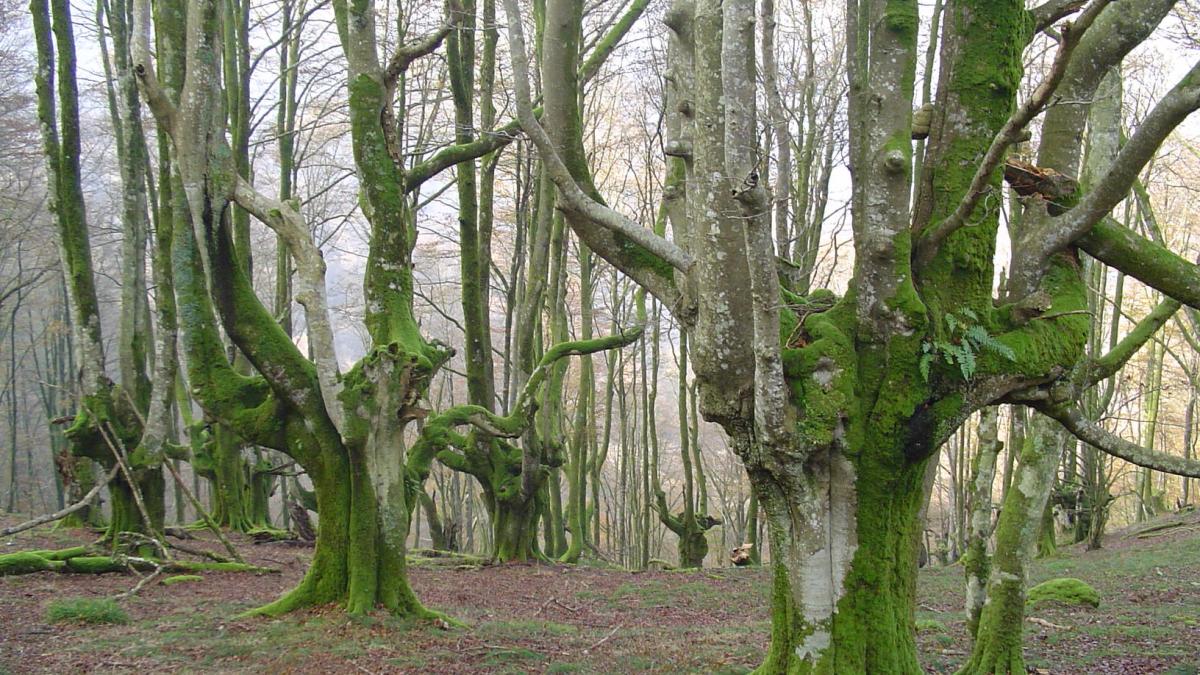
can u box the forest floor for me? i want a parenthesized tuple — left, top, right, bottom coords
(1, 510, 1198, 674)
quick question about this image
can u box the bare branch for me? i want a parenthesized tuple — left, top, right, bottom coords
(1039, 404, 1200, 478)
(498, 0, 693, 275)
(0, 463, 120, 536)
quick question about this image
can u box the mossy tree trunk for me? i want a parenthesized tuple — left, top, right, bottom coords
(963, 406, 1001, 637)
(654, 330, 719, 568)
(505, 0, 1200, 669)
(958, 416, 1062, 674)
(34, 0, 171, 544)
(131, 0, 540, 615)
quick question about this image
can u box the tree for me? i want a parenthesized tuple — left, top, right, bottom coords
(503, 0, 1200, 670)
(129, 0, 641, 615)
(33, 0, 173, 548)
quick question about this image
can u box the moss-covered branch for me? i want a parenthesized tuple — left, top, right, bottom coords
(1087, 296, 1179, 383)
(407, 326, 644, 483)
(1077, 217, 1200, 311)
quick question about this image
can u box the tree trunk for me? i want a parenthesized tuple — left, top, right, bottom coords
(254, 451, 425, 616)
(963, 406, 1001, 637)
(960, 415, 1062, 674)
(751, 440, 927, 673)
(492, 495, 540, 562)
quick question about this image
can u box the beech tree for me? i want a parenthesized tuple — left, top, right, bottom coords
(502, 0, 1200, 671)
(127, 0, 643, 615)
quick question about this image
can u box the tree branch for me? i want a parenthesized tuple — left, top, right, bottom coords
(231, 177, 343, 431)
(1030, 0, 1088, 33)
(498, 0, 693, 275)
(0, 463, 120, 536)
(404, 116, 527, 192)
(579, 0, 651, 85)
(916, 0, 1112, 264)
(129, 0, 176, 131)
(1038, 404, 1200, 478)
(406, 327, 644, 491)
(384, 21, 454, 85)
(1077, 216, 1200, 311)
(1087, 296, 1179, 384)
(1043, 59, 1200, 255)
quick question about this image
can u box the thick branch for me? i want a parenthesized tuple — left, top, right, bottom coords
(129, 0, 176, 131)
(578, 0, 651, 85)
(1039, 404, 1200, 478)
(384, 22, 453, 84)
(407, 327, 644, 487)
(917, 0, 1111, 263)
(498, 0, 693, 276)
(405, 117, 527, 192)
(1077, 216, 1200, 311)
(232, 177, 342, 431)
(1043, 59, 1200, 254)
(1030, 0, 1087, 33)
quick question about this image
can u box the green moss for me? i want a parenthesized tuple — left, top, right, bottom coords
(46, 597, 129, 625)
(917, 1, 1029, 319)
(65, 556, 127, 573)
(883, 0, 919, 49)
(0, 552, 62, 575)
(28, 546, 89, 561)
(161, 574, 204, 586)
(1026, 577, 1100, 608)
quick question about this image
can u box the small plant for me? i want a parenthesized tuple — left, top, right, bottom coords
(920, 308, 1015, 381)
(915, 618, 949, 633)
(46, 597, 129, 625)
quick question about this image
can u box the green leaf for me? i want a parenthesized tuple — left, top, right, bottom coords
(959, 346, 976, 379)
(945, 314, 959, 333)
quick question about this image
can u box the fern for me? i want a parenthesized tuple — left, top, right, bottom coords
(918, 310, 1015, 382)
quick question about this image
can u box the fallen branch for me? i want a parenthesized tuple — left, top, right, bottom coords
(115, 565, 164, 599)
(1128, 520, 1186, 537)
(583, 624, 622, 654)
(0, 547, 277, 576)
(1, 463, 120, 536)
(1028, 617, 1072, 630)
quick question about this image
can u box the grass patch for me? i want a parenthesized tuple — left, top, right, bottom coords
(476, 618, 578, 640)
(46, 598, 129, 625)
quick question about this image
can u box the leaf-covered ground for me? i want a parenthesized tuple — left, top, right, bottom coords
(1, 510, 1198, 674)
